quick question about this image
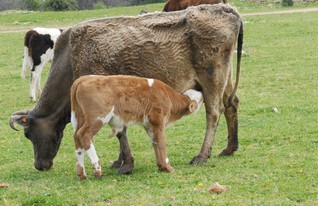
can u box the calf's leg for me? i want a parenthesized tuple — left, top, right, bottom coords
(75, 122, 103, 179)
(148, 126, 173, 173)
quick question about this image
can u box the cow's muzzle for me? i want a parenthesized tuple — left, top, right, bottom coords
(34, 159, 53, 171)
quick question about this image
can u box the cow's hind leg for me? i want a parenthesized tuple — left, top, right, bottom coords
(219, 82, 239, 156)
(109, 127, 135, 175)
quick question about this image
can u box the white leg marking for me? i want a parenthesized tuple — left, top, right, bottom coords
(166, 158, 170, 164)
(86, 144, 101, 172)
(97, 106, 115, 124)
(147, 78, 154, 87)
(29, 64, 44, 101)
(75, 148, 86, 177)
(71, 111, 78, 132)
(21, 47, 31, 78)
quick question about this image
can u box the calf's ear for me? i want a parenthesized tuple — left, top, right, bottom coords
(188, 100, 198, 113)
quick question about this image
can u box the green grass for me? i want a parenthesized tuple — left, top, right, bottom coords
(1, 2, 318, 206)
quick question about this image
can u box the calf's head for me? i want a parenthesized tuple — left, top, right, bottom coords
(10, 110, 63, 171)
(184, 89, 204, 113)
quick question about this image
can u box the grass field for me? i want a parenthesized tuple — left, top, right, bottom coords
(0, 1, 318, 205)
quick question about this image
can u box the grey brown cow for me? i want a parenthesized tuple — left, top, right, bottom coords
(10, 4, 243, 174)
(71, 75, 203, 179)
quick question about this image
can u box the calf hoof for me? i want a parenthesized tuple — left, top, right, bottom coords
(94, 173, 102, 179)
(189, 154, 208, 164)
(159, 164, 174, 173)
(77, 174, 87, 180)
(109, 160, 122, 169)
(117, 163, 134, 175)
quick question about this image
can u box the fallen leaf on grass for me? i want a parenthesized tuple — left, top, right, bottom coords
(208, 182, 227, 194)
(0, 183, 10, 188)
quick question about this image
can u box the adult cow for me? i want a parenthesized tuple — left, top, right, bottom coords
(10, 4, 243, 174)
(22, 27, 63, 102)
(163, 0, 228, 12)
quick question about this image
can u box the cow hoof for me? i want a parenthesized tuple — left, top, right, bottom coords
(189, 154, 208, 164)
(109, 160, 122, 169)
(218, 150, 235, 157)
(218, 146, 238, 157)
(117, 163, 134, 175)
(29, 96, 37, 102)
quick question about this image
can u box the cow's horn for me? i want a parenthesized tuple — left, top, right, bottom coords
(9, 115, 20, 131)
(9, 110, 30, 131)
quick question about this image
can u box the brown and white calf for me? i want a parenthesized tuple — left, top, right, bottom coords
(22, 27, 62, 102)
(70, 75, 203, 179)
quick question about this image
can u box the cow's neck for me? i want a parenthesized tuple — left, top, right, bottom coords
(31, 57, 73, 126)
(169, 94, 191, 123)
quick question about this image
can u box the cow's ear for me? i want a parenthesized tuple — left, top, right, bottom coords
(188, 100, 198, 113)
(9, 115, 31, 131)
(43, 34, 54, 49)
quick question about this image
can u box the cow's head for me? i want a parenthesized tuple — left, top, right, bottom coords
(10, 110, 64, 171)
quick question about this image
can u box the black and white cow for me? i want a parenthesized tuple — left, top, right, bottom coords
(21, 27, 62, 102)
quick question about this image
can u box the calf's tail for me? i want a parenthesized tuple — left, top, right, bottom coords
(70, 78, 83, 133)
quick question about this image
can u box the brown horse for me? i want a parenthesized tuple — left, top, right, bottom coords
(163, 0, 227, 12)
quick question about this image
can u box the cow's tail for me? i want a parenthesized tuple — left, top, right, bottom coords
(228, 21, 243, 106)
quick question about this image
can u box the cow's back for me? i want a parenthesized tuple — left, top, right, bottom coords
(67, 4, 241, 93)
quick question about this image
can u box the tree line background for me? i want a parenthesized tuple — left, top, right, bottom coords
(0, 0, 165, 11)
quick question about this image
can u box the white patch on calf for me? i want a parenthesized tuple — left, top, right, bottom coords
(166, 158, 170, 164)
(71, 111, 78, 132)
(75, 148, 86, 176)
(86, 144, 100, 171)
(147, 78, 154, 87)
(183, 89, 204, 113)
(97, 106, 115, 124)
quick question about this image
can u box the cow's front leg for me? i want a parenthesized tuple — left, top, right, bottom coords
(109, 127, 134, 175)
(35, 74, 42, 99)
(29, 71, 38, 102)
(149, 126, 173, 173)
(190, 71, 226, 164)
(29, 65, 43, 102)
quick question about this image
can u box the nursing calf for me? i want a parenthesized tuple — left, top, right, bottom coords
(70, 75, 203, 179)
(22, 27, 62, 102)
